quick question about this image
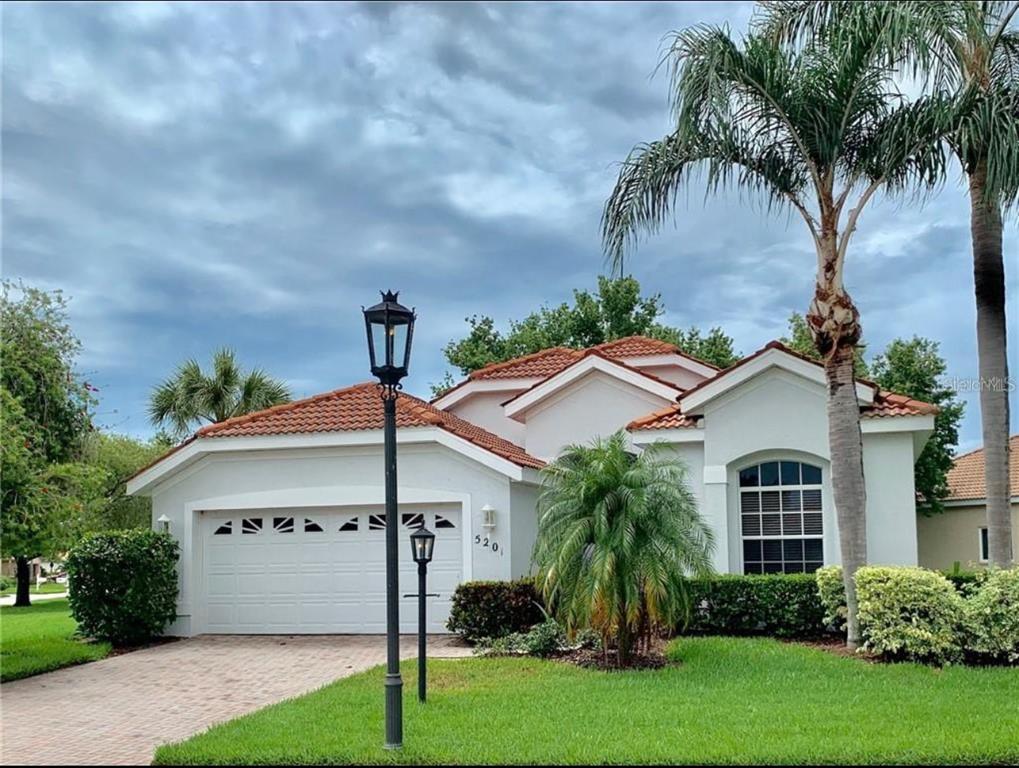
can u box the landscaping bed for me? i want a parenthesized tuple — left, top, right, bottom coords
(0, 598, 110, 682)
(153, 636, 1019, 765)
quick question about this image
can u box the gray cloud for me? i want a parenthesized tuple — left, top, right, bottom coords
(3, 0, 1016, 450)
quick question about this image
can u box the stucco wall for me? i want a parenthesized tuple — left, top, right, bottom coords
(448, 390, 527, 445)
(917, 502, 1019, 570)
(522, 370, 671, 460)
(509, 481, 540, 578)
(861, 431, 919, 565)
(149, 441, 522, 635)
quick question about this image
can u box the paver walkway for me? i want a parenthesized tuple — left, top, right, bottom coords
(0, 634, 471, 765)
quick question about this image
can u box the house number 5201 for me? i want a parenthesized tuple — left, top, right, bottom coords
(474, 535, 503, 555)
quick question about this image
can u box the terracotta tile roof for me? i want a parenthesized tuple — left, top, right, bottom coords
(861, 391, 939, 419)
(194, 382, 544, 469)
(946, 435, 1019, 501)
(455, 335, 717, 390)
(468, 347, 581, 380)
(627, 404, 700, 431)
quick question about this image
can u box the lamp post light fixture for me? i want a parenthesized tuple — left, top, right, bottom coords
(409, 526, 436, 702)
(363, 290, 416, 751)
(156, 514, 171, 534)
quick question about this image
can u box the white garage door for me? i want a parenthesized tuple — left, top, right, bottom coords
(200, 505, 463, 634)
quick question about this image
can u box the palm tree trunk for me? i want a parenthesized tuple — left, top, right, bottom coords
(825, 344, 868, 649)
(15, 556, 32, 608)
(969, 159, 1013, 567)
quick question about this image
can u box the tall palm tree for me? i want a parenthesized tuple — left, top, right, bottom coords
(759, 0, 1018, 566)
(533, 432, 714, 665)
(149, 348, 291, 438)
(601, 18, 950, 646)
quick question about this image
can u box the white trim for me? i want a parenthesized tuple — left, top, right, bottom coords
(503, 355, 680, 421)
(630, 427, 705, 445)
(624, 352, 718, 379)
(943, 495, 1019, 508)
(680, 347, 875, 415)
(860, 414, 935, 434)
(431, 377, 543, 410)
(128, 426, 530, 495)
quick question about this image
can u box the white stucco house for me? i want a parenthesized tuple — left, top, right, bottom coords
(127, 335, 936, 636)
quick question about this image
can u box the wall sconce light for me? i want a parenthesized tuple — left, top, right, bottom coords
(481, 504, 497, 529)
(156, 514, 171, 534)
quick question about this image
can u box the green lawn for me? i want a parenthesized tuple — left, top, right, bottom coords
(154, 636, 1019, 765)
(0, 581, 67, 597)
(0, 599, 110, 682)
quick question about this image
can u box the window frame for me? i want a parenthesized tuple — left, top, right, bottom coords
(739, 460, 824, 575)
(978, 526, 989, 563)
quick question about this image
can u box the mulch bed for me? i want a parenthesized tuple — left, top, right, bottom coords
(553, 636, 673, 671)
(792, 635, 881, 663)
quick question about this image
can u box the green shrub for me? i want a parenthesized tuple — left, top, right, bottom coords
(0, 575, 14, 592)
(66, 529, 179, 646)
(963, 568, 1019, 664)
(815, 565, 847, 631)
(476, 618, 566, 658)
(682, 574, 826, 639)
(855, 566, 964, 664)
(447, 578, 544, 642)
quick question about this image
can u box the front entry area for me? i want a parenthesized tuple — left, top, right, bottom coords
(199, 504, 463, 634)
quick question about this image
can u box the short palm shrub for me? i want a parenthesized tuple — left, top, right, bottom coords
(963, 568, 1019, 663)
(855, 566, 965, 665)
(66, 529, 179, 646)
(533, 432, 713, 665)
(447, 579, 544, 642)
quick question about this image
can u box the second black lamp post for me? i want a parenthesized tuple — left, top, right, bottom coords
(409, 526, 436, 702)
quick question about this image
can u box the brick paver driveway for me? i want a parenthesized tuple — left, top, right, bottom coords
(1, 634, 471, 766)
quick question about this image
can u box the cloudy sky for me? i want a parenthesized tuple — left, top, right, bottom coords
(4, 1, 1017, 451)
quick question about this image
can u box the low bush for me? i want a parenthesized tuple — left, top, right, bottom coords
(447, 578, 544, 642)
(66, 529, 179, 646)
(815, 565, 847, 631)
(855, 566, 965, 665)
(682, 574, 826, 639)
(963, 568, 1019, 664)
(477, 618, 567, 658)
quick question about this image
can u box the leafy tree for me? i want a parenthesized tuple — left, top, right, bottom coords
(83, 433, 170, 530)
(601, 16, 951, 647)
(533, 432, 714, 666)
(1, 283, 96, 606)
(435, 275, 738, 394)
(761, 0, 1018, 566)
(871, 338, 965, 515)
(150, 348, 292, 438)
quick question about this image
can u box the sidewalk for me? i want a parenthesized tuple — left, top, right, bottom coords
(0, 591, 69, 607)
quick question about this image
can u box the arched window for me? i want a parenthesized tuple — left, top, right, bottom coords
(739, 460, 823, 574)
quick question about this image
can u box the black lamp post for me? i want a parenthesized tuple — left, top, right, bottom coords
(409, 526, 436, 702)
(363, 290, 416, 750)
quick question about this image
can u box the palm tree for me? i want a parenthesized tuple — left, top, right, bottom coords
(532, 432, 714, 665)
(759, 0, 1018, 566)
(601, 18, 950, 647)
(149, 348, 291, 438)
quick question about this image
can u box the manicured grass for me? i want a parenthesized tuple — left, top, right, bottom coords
(154, 636, 1019, 765)
(0, 599, 110, 682)
(0, 581, 67, 596)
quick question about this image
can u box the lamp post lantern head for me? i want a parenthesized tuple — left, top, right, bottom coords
(363, 290, 416, 389)
(409, 526, 436, 565)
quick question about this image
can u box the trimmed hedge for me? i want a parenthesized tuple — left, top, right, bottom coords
(66, 529, 179, 646)
(963, 568, 1019, 663)
(447, 578, 544, 642)
(682, 574, 827, 639)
